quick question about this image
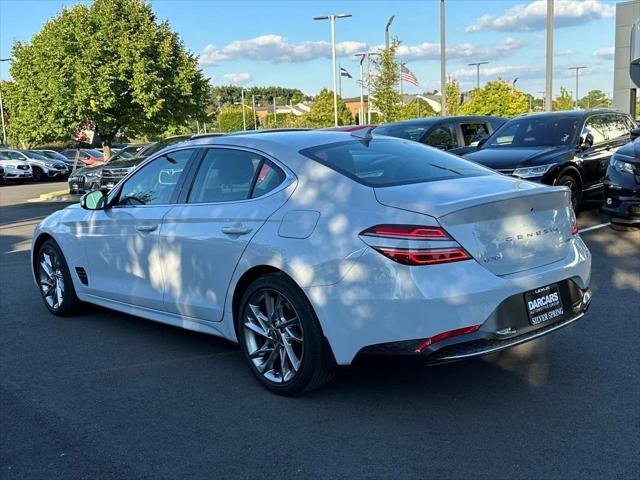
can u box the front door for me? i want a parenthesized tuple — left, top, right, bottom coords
(577, 114, 610, 191)
(160, 147, 292, 322)
(83, 148, 195, 309)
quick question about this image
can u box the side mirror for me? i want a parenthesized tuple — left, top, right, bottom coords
(579, 133, 594, 151)
(630, 127, 640, 140)
(80, 189, 108, 210)
(477, 137, 487, 148)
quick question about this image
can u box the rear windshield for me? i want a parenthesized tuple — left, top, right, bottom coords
(300, 138, 491, 187)
(374, 121, 436, 142)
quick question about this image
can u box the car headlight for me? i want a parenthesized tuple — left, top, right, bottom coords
(84, 171, 101, 180)
(512, 164, 555, 178)
(611, 157, 636, 175)
(44, 162, 57, 168)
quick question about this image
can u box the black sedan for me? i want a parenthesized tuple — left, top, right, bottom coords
(602, 132, 640, 229)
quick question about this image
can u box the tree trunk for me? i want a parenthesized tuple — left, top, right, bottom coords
(102, 143, 111, 162)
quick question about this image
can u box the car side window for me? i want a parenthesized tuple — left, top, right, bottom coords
(605, 114, 631, 141)
(460, 123, 490, 146)
(8, 151, 25, 160)
(581, 116, 608, 145)
(0, 151, 10, 160)
(425, 124, 458, 150)
(251, 161, 286, 198)
(117, 149, 193, 206)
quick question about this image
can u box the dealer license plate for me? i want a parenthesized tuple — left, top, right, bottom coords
(525, 284, 564, 325)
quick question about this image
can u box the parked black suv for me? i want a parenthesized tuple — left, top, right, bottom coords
(463, 110, 636, 209)
(602, 130, 640, 229)
(374, 115, 507, 155)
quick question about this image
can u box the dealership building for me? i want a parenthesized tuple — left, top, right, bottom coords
(613, 0, 640, 117)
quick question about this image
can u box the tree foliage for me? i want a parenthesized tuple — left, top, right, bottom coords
(553, 86, 574, 111)
(209, 85, 307, 111)
(459, 79, 528, 117)
(445, 77, 462, 116)
(578, 89, 610, 109)
(5, 0, 208, 155)
(370, 39, 402, 123)
(216, 106, 246, 133)
(396, 99, 436, 120)
(301, 89, 352, 127)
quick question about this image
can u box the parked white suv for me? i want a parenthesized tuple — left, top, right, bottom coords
(0, 149, 68, 182)
(0, 150, 33, 182)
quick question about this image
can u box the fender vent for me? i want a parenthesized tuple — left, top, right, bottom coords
(75, 267, 88, 286)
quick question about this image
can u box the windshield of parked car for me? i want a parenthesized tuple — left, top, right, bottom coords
(39, 151, 69, 162)
(486, 116, 579, 148)
(84, 149, 104, 158)
(374, 120, 437, 142)
(26, 151, 50, 160)
(300, 138, 491, 187)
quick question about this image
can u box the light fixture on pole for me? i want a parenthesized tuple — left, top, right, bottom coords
(440, 0, 446, 117)
(567, 66, 587, 109)
(251, 94, 263, 130)
(314, 13, 352, 127)
(385, 15, 395, 49)
(468, 61, 488, 90)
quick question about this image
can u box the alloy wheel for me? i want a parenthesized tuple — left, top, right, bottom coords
(38, 247, 65, 310)
(243, 288, 304, 384)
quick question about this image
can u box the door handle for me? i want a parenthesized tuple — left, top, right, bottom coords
(135, 224, 158, 233)
(222, 226, 253, 236)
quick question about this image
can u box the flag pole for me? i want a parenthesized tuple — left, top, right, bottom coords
(399, 62, 404, 104)
(339, 64, 342, 98)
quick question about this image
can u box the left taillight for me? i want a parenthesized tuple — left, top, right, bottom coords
(360, 225, 472, 266)
(570, 209, 578, 235)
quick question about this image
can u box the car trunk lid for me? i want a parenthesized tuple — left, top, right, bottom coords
(374, 175, 574, 276)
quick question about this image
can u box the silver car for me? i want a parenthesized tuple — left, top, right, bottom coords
(32, 130, 592, 395)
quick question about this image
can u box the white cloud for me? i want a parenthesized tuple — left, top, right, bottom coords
(200, 35, 525, 66)
(593, 46, 614, 59)
(466, 0, 615, 33)
(453, 64, 543, 82)
(221, 73, 252, 85)
(394, 37, 525, 61)
(556, 49, 574, 56)
(199, 35, 366, 66)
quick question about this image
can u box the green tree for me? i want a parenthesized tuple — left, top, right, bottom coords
(445, 77, 462, 116)
(459, 78, 528, 117)
(263, 113, 301, 129)
(216, 106, 245, 132)
(553, 87, 574, 111)
(370, 39, 402, 122)
(5, 0, 208, 158)
(578, 89, 610, 109)
(396, 99, 436, 120)
(302, 89, 352, 127)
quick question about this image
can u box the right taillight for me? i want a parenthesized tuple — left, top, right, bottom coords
(361, 225, 472, 266)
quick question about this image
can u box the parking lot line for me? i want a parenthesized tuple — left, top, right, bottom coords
(578, 222, 611, 234)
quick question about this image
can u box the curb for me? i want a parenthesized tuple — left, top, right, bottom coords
(27, 190, 78, 203)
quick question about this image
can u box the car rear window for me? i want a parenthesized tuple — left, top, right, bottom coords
(374, 122, 435, 141)
(299, 138, 491, 187)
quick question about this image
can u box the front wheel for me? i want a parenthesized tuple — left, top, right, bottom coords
(36, 239, 82, 316)
(31, 167, 44, 182)
(556, 174, 581, 211)
(237, 273, 335, 396)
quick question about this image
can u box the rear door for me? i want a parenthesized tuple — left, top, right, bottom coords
(423, 122, 460, 151)
(160, 147, 293, 322)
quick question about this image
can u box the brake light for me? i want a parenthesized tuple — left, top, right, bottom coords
(570, 207, 578, 235)
(414, 325, 481, 353)
(361, 225, 450, 240)
(374, 247, 471, 266)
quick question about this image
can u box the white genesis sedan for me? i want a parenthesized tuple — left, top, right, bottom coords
(31, 130, 592, 395)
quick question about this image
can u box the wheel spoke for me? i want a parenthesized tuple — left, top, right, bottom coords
(281, 337, 301, 372)
(260, 345, 279, 374)
(249, 304, 271, 330)
(244, 318, 269, 338)
(40, 258, 53, 278)
(284, 327, 303, 344)
(39, 280, 54, 296)
(249, 343, 274, 359)
(55, 281, 63, 308)
(265, 292, 275, 320)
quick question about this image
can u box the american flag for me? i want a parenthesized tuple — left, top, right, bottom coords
(400, 65, 419, 87)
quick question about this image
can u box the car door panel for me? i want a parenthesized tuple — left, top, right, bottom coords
(160, 148, 294, 322)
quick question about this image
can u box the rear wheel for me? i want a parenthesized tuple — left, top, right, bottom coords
(36, 239, 82, 316)
(556, 174, 581, 211)
(237, 273, 335, 395)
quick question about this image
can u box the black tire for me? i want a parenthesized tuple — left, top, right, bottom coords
(237, 273, 336, 396)
(35, 239, 82, 316)
(31, 167, 44, 182)
(556, 174, 581, 211)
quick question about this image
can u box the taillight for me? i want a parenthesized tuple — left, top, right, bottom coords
(414, 325, 481, 353)
(373, 247, 471, 266)
(570, 208, 578, 235)
(361, 224, 472, 266)
(362, 225, 450, 240)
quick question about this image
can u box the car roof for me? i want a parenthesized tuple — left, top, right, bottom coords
(514, 109, 624, 120)
(376, 115, 507, 127)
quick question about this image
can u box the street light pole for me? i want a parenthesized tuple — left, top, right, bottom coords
(468, 61, 488, 90)
(314, 13, 352, 126)
(545, 0, 554, 112)
(568, 66, 587, 109)
(385, 15, 395, 49)
(440, 0, 446, 117)
(241, 89, 247, 130)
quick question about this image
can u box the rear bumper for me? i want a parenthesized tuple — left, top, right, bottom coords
(307, 237, 591, 365)
(602, 183, 640, 224)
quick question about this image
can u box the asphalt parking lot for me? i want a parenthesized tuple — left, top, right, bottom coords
(1, 181, 638, 479)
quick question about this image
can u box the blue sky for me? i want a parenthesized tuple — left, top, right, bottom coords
(0, 0, 617, 99)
